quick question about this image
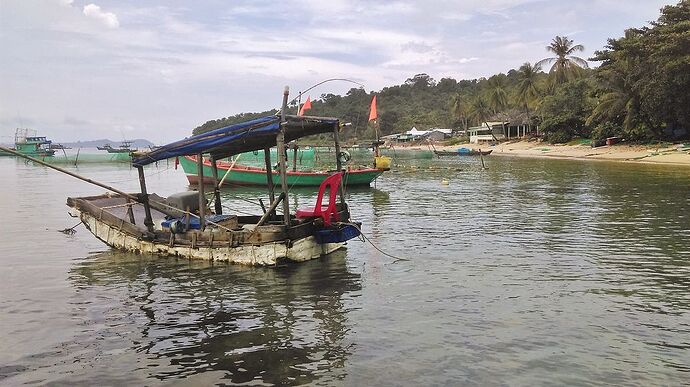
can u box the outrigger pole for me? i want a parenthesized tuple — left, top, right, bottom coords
(0, 145, 137, 201)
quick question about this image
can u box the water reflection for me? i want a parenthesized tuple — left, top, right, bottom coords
(68, 250, 361, 384)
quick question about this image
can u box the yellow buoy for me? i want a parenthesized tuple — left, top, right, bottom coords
(441, 179, 450, 185)
(375, 156, 392, 170)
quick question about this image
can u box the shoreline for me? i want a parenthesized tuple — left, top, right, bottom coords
(402, 140, 690, 167)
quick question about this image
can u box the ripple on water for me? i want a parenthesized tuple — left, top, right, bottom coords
(1, 156, 689, 384)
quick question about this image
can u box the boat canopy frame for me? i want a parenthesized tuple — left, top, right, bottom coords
(131, 88, 346, 233)
(132, 115, 340, 167)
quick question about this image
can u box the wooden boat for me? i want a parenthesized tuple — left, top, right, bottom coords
(178, 154, 384, 187)
(0, 129, 56, 157)
(434, 148, 492, 157)
(98, 141, 137, 153)
(458, 147, 492, 156)
(433, 150, 459, 156)
(57, 90, 364, 266)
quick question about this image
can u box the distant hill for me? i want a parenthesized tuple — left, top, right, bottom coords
(61, 139, 155, 148)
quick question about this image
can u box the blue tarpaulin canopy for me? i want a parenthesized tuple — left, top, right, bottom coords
(133, 115, 339, 167)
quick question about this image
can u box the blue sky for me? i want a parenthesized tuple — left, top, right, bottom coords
(0, 0, 677, 142)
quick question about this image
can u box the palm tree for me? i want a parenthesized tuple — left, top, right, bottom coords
(537, 36, 589, 84)
(515, 62, 541, 130)
(586, 67, 638, 130)
(486, 76, 509, 114)
(449, 93, 468, 130)
(486, 75, 509, 136)
(468, 96, 499, 142)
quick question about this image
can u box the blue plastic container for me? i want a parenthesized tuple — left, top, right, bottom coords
(314, 223, 361, 244)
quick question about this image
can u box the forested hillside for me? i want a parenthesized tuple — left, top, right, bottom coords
(193, 1, 689, 143)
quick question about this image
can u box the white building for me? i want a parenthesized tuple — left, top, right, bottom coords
(468, 122, 507, 144)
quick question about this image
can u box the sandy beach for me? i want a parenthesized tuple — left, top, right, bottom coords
(411, 140, 690, 166)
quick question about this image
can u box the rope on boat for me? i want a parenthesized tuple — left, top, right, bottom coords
(339, 221, 411, 264)
(203, 191, 264, 211)
(58, 221, 82, 235)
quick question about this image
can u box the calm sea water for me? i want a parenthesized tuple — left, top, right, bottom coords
(0, 155, 689, 385)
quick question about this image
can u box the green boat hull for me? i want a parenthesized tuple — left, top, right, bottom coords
(180, 156, 384, 187)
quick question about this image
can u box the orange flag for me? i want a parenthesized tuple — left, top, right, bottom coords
(368, 95, 377, 121)
(298, 96, 312, 116)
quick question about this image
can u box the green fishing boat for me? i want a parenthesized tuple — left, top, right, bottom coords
(0, 129, 55, 157)
(178, 155, 384, 187)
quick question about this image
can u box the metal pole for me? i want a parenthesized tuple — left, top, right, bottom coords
(136, 166, 154, 232)
(210, 155, 222, 215)
(197, 153, 206, 231)
(277, 86, 291, 227)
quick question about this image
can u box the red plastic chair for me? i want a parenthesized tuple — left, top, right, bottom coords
(295, 172, 343, 226)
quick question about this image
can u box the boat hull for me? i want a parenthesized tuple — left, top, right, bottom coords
(180, 155, 384, 187)
(435, 149, 493, 156)
(77, 209, 345, 265)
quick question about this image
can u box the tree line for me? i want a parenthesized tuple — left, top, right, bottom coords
(193, 1, 689, 143)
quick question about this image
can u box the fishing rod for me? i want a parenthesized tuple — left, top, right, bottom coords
(287, 78, 367, 106)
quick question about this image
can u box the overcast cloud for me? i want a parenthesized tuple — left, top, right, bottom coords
(0, 0, 676, 143)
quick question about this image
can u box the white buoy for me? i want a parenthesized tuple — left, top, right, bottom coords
(441, 179, 449, 185)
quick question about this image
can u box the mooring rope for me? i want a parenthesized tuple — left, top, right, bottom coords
(58, 221, 82, 235)
(338, 221, 410, 264)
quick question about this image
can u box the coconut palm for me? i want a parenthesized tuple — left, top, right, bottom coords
(537, 36, 589, 84)
(468, 96, 499, 141)
(515, 62, 542, 127)
(486, 75, 509, 136)
(586, 68, 638, 130)
(449, 93, 468, 130)
(486, 76, 509, 114)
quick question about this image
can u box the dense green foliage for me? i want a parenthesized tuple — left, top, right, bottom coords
(587, 0, 690, 141)
(193, 1, 689, 143)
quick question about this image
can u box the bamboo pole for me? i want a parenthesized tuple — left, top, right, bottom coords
(210, 155, 222, 215)
(218, 154, 240, 189)
(292, 145, 298, 172)
(197, 153, 206, 231)
(263, 148, 275, 198)
(277, 86, 291, 227)
(0, 145, 136, 200)
(136, 166, 154, 232)
(255, 193, 285, 227)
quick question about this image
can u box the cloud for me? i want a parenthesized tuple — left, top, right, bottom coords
(83, 4, 119, 28)
(0, 0, 678, 142)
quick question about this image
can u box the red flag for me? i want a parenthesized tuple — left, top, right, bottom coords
(368, 95, 377, 121)
(298, 96, 312, 116)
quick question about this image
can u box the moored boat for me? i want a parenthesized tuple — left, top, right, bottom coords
(0, 129, 56, 157)
(434, 148, 493, 157)
(56, 88, 365, 266)
(178, 154, 384, 187)
(98, 141, 137, 153)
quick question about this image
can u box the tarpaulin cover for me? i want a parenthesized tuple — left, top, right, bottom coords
(133, 115, 339, 167)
